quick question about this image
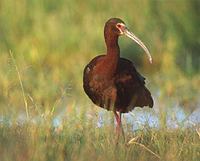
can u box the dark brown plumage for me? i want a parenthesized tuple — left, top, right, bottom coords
(83, 18, 153, 136)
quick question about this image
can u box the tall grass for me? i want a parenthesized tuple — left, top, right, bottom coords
(0, 109, 199, 161)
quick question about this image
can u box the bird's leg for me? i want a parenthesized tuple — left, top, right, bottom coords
(114, 111, 125, 141)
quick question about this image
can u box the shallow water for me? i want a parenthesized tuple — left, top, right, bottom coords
(96, 106, 200, 131)
(1, 103, 199, 131)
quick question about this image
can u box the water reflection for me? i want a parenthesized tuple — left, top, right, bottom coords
(96, 105, 200, 131)
(0, 105, 199, 131)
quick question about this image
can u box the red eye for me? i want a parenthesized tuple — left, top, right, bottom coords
(117, 24, 122, 28)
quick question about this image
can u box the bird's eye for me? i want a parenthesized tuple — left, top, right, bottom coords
(116, 23, 125, 34)
(116, 24, 122, 28)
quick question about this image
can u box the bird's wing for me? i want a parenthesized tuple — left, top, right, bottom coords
(114, 58, 153, 110)
(115, 58, 146, 85)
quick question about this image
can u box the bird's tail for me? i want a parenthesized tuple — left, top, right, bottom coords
(135, 87, 153, 108)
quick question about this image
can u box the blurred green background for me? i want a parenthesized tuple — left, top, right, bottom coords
(0, 1, 200, 161)
(0, 0, 199, 116)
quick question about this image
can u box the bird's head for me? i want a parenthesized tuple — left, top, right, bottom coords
(105, 18, 152, 63)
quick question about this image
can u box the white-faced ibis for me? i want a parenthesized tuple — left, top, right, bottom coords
(83, 18, 153, 136)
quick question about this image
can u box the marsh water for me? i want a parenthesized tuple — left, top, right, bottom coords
(1, 98, 199, 132)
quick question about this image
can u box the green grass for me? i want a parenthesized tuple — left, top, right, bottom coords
(0, 0, 200, 161)
(0, 114, 199, 161)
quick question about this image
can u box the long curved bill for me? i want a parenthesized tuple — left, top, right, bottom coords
(124, 28, 152, 63)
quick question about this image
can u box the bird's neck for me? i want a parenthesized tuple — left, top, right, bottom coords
(103, 34, 120, 76)
(92, 34, 120, 78)
(105, 34, 120, 57)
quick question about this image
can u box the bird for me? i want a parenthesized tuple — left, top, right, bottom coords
(83, 18, 153, 137)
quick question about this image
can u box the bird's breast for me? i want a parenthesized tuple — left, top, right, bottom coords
(89, 73, 112, 92)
